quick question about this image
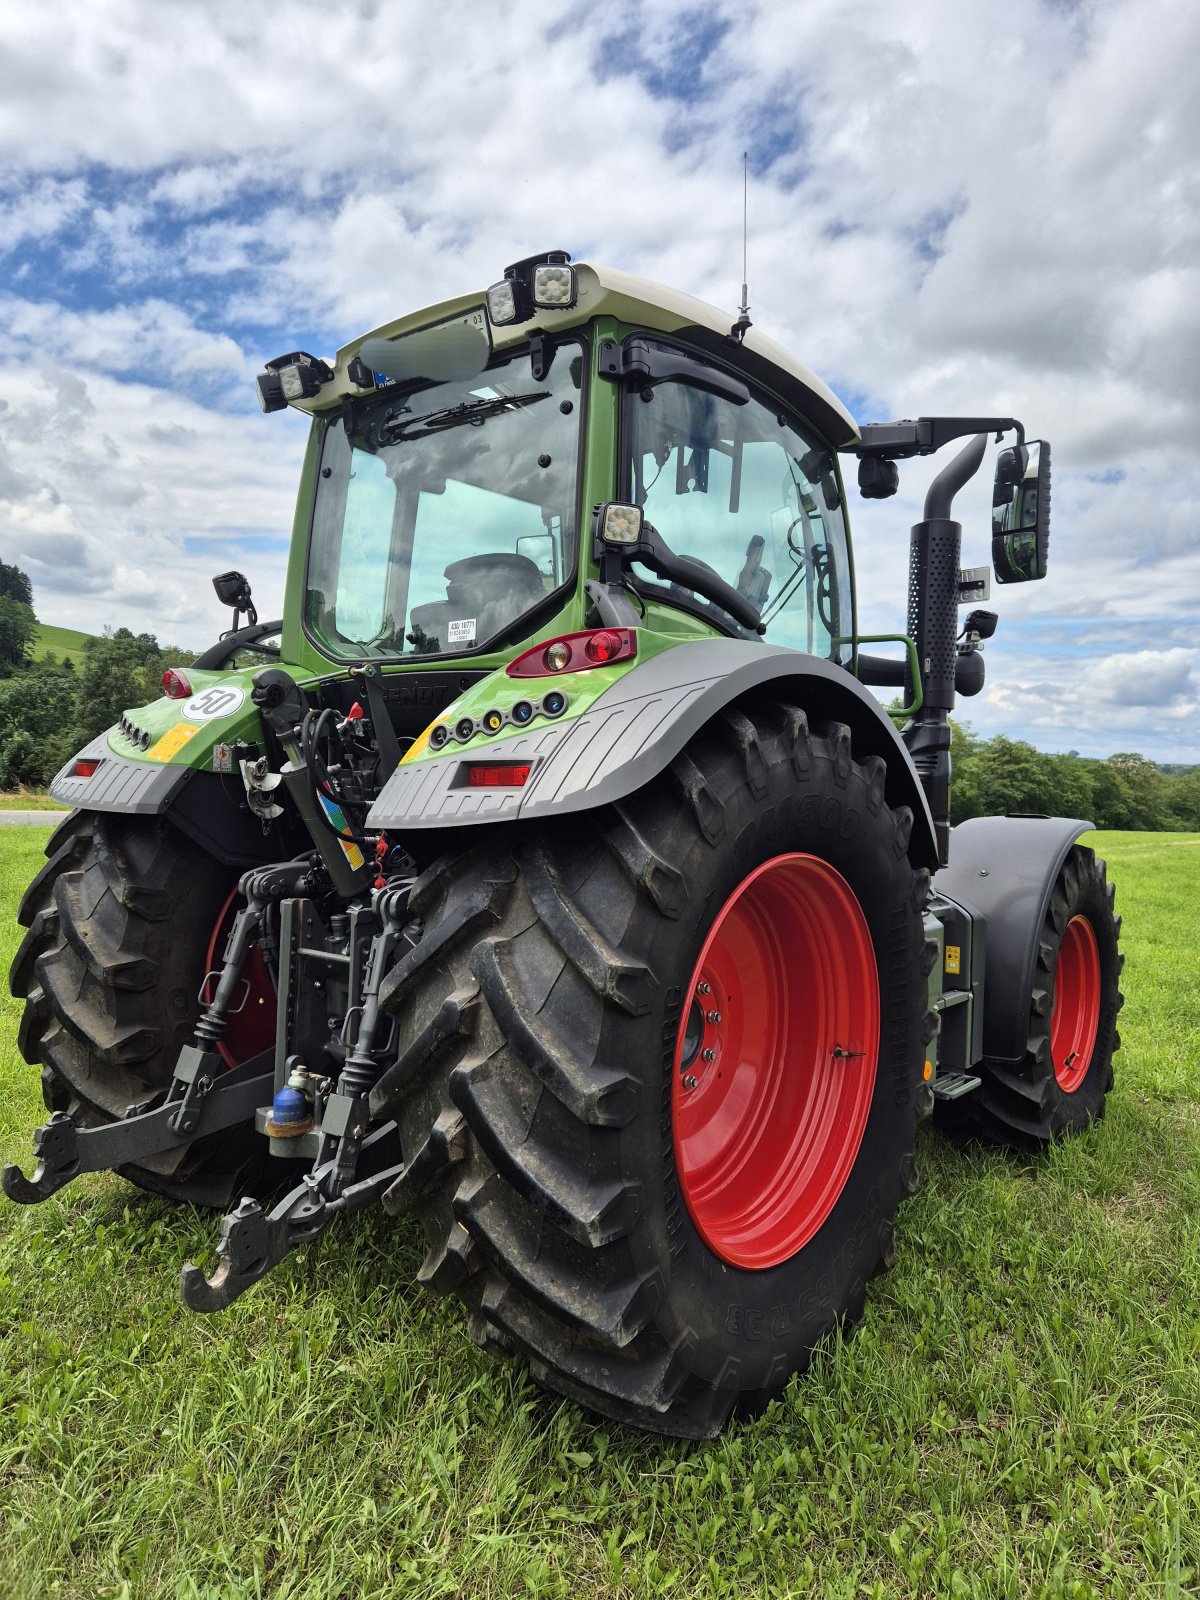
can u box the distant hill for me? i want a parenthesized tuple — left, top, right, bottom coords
(31, 622, 100, 668)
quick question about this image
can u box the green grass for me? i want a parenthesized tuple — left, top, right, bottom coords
(0, 831, 1197, 1599)
(30, 621, 99, 668)
(0, 792, 68, 811)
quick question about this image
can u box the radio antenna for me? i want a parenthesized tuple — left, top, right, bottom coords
(730, 151, 752, 343)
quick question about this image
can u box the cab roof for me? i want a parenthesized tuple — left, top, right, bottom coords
(311, 259, 860, 448)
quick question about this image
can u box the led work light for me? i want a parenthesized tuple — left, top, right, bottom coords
(594, 502, 644, 545)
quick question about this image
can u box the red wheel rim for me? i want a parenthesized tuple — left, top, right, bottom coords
(672, 853, 879, 1270)
(1050, 915, 1101, 1093)
(204, 889, 277, 1070)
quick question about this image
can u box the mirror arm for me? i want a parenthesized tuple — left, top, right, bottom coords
(856, 415, 1023, 460)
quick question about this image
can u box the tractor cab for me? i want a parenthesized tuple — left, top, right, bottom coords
(270, 251, 861, 692)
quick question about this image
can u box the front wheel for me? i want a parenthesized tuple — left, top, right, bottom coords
(378, 702, 934, 1437)
(943, 843, 1123, 1145)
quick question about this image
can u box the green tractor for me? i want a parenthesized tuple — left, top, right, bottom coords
(4, 252, 1122, 1438)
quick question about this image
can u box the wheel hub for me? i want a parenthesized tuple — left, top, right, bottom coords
(672, 853, 880, 1270)
(1050, 915, 1101, 1093)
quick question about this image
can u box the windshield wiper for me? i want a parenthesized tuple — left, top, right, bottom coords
(380, 390, 550, 442)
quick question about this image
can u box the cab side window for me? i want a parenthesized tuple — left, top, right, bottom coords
(626, 363, 853, 660)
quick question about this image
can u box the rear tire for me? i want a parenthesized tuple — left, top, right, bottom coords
(376, 703, 933, 1437)
(941, 844, 1123, 1145)
(10, 811, 276, 1207)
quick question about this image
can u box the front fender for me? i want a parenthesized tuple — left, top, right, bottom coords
(367, 640, 939, 868)
(935, 815, 1093, 1065)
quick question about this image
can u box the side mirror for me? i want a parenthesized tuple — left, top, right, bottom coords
(992, 439, 1051, 582)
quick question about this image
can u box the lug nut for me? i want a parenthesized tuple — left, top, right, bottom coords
(697, 981, 711, 996)
(707, 1010, 721, 1024)
(702, 1048, 716, 1063)
(682, 1074, 698, 1090)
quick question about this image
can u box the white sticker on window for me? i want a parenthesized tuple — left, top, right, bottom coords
(447, 618, 476, 645)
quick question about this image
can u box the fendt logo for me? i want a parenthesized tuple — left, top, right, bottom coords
(181, 686, 246, 721)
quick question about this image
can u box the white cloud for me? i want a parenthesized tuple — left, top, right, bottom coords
(0, 0, 1195, 759)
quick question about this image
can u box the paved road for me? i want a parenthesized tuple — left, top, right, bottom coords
(0, 811, 66, 827)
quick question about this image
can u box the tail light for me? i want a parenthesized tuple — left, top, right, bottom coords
(72, 758, 101, 779)
(506, 628, 637, 679)
(163, 668, 193, 700)
(466, 763, 531, 788)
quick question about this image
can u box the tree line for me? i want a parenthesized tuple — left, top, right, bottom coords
(951, 723, 1199, 832)
(0, 559, 1195, 828)
(0, 561, 190, 789)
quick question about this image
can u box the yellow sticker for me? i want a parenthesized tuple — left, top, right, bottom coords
(945, 944, 961, 976)
(147, 723, 201, 762)
(401, 722, 436, 765)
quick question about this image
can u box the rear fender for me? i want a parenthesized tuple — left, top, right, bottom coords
(367, 639, 939, 868)
(934, 815, 1092, 1065)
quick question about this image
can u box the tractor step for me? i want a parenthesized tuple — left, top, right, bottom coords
(931, 1070, 982, 1101)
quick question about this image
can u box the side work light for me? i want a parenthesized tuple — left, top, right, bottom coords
(593, 502, 644, 546)
(485, 250, 575, 329)
(486, 280, 519, 325)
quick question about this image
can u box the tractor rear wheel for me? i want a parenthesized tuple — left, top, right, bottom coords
(942, 843, 1123, 1145)
(10, 811, 276, 1207)
(376, 703, 933, 1437)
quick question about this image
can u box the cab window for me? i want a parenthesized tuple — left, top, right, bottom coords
(624, 355, 853, 660)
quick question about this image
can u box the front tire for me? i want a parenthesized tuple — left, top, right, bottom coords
(942, 843, 1123, 1145)
(377, 703, 933, 1436)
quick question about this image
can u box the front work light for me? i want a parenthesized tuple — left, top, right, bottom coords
(256, 371, 285, 413)
(594, 502, 643, 545)
(486, 280, 518, 325)
(255, 350, 333, 412)
(532, 263, 576, 308)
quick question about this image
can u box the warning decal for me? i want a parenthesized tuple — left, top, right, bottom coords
(148, 723, 201, 762)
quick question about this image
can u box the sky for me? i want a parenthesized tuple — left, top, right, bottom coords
(0, 0, 1195, 761)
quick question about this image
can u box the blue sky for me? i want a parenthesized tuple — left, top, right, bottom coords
(0, 0, 1196, 760)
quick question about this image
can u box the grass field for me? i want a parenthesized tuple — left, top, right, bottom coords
(0, 793, 69, 811)
(30, 621, 98, 668)
(0, 830, 1197, 1598)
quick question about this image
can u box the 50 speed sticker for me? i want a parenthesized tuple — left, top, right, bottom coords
(181, 685, 246, 721)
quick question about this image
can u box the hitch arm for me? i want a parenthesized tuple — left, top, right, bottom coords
(2, 1054, 273, 1205)
(179, 1122, 402, 1312)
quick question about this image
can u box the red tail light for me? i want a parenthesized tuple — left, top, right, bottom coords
(72, 758, 100, 779)
(506, 628, 637, 678)
(466, 763, 531, 788)
(163, 668, 193, 700)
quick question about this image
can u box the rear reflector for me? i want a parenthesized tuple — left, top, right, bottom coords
(466, 763, 531, 788)
(72, 758, 100, 779)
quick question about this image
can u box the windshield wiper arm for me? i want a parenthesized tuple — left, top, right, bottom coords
(381, 390, 550, 441)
